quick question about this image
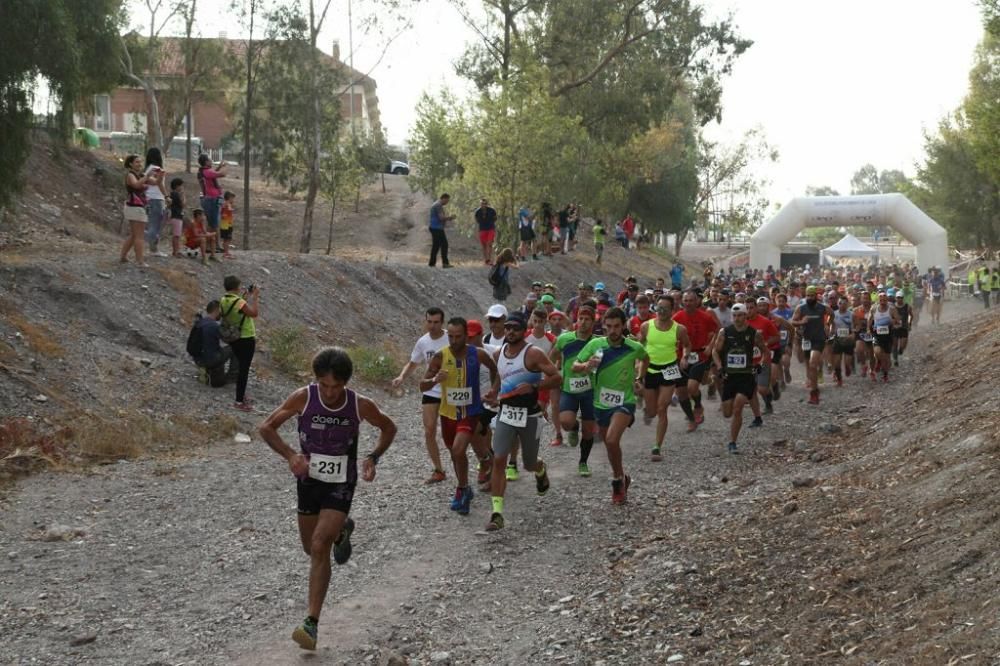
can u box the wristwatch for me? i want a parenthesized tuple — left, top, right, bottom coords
(366, 452, 380, 465)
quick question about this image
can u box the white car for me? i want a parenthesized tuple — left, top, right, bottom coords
(387, 160, 410, 175)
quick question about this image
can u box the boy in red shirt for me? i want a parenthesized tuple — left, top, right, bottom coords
(183, 209, 219, 265)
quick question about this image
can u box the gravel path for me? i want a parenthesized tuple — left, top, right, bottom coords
(1, 305, 978, 665)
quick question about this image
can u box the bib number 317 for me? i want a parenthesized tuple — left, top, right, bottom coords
(499, 404, 528, 428)
(309, 454, 348, 483)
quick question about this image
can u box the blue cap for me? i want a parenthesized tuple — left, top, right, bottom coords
(595, 282, 606, 291)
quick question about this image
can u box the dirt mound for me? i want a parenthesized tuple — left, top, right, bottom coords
(586, 312, 1000, 664)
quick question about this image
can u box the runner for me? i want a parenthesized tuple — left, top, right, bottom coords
(673, 290, 721, 430)
(483, 304, 508, 345)
(772, 292, 795, 385)
(628, 294, 655, 337)
(789, 285, 830, 405)
(420, 317, 499, 515)
(258, 347, 396, 651)
(868, 291, 901, 382)
(711, 304, 768, 454)
(572, 308, 649, 505)
(748, 297, 781, 418)
(637, 295, 692, 461)
(486, 312, 561, 531)
(927, 267, 946, 324)
(852, 289, 875, 377)
(551, 305, 598, 476)
(892, 291, 912, 366)
(829, 295, 856, 385)
(391, 307, 449, 483)
(467, 319, 499, 491)
(526, 309, 561, 448)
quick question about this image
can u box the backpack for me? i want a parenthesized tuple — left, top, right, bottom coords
(488, 263, 503, 287)
(186, 315, 204, 358)
(219, 297, 246, 343)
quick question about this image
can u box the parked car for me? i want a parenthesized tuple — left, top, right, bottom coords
(387, 160, 410, 175)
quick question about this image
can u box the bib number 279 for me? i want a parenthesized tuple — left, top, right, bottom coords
(599, 388, 625, 407)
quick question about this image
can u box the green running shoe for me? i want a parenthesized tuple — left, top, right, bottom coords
(578, 462, 591, 477)
(292, 617, 318, 651)
(505, 464, 519, 481)
(650, 448, 663, 462)
(535, 467, 550, 496)
(486, 512, 505, 531)
(567, 429, 579, 447)
(333, 518, 354, 565)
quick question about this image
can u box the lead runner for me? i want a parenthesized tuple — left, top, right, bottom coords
(258, 347, 397, 651)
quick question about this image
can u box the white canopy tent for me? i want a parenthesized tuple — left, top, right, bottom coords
(749, 194, 948, 272)
(820, 233, 879, 265)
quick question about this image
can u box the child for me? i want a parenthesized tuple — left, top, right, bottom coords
(593, 218, 606, 264)
(183, 208, 219, 265)
(220, 190, 236, 258)
(168, 178, 185, 257)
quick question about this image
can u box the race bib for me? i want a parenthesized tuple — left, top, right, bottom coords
(837, 327, 850, 338)
(599, 388, 625, 407)
(445, 386, 473, 406)
(779, 330, 789, 342)
(931, 292, 941, 298)
(726, 353, 747, 369)
(861, 333, 873, 342)
(687, 352, 700, 364)
(567, 375, 592, 393)
(498, 404, 528, 428)
(801, 339, 812, 351)
(661, 364, 682, 381)
(308, 454, 348, 483)
(876, 325, 889, 335)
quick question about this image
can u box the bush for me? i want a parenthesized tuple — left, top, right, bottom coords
(349, 344, 401, 384)
(267, 326, 310, 376)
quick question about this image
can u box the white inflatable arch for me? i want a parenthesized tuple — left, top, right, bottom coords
(750, 194, 948, 272)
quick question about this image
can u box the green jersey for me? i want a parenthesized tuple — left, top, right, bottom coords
(593, 223, 606, 246)
(555, 331, 595, 394)
(576, 336, 648, 409)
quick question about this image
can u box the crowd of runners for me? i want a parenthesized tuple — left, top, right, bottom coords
(254, 255, 959, 651)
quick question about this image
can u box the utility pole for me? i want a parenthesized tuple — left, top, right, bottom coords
(348, 0, 355, 137)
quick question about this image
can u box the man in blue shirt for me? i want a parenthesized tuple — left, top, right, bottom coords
(428, 193, 454, 268)
(191, 300, 237, 387)
(670, 263, 684, 290)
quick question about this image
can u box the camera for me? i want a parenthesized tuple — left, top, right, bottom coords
(245, 283, 256, 294)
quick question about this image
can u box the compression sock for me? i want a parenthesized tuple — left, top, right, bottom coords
(692, 393, 702, 409)
(491, 496, 504, 514)
(579, 438, 594, 464)
(679, 398, 696, 421)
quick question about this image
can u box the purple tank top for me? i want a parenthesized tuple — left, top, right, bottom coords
(297, 385, 360, 483)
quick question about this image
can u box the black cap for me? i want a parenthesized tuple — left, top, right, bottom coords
(505, 312, 528, 329)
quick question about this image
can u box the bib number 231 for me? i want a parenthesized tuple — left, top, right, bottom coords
(499, 404, 528, 428)
(309, 454, 348, 483)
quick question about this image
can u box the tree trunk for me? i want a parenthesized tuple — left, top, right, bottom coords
(674, 232, 686, 256)
(242, 5, 255, 251)
(354, 181, 361, 213)
(326, 197, 337, 255)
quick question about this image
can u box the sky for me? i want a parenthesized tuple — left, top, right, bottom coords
(132, 0, 985, 204)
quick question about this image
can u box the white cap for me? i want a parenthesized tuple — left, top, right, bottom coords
(486, 304, 508, 319)
(732, 303, 748, 314)
(756, 297, 770, 304)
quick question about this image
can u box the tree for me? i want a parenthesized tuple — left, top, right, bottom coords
(849, 163, 911, 196)
(805, 185, 841, 197)
(0, 0, 122, 211)
(407, 91, 461, 197)
(321, 143, 365, 254)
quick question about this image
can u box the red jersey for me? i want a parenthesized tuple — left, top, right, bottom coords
(747, 313, 780, 352)
(629, 313, 655, 337)
(672, 308, 719, 362)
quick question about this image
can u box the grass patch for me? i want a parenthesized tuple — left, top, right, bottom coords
(154, 266, 202, 324)
(267, 325, 311, 376)
(348, 344, 402, 384)
(0, 299, 65, 359)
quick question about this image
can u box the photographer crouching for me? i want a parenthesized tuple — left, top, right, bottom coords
(188, 300, 239, 387)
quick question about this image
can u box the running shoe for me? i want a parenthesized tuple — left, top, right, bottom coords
(611, 475, 631, 505)
(694, 407, 705, 424)
(505, 464, 519, 481)
(578, 462, 591, 477)
(727, 441, 739, 455)
(651, 448, 663, 462)
(783, 368, 792, 383)
(449, 487, 463, 511)
(687, 420, 697, 432)
(292, 618, 318, 651)
(772, 383, 781, 401)
(457, 486, 474, 515)
(333, 518, 354, 565)
(882, 372, 889, 383)
(486, 512, 504, 531)
(425, 469, 446, 485)
(535, 466, 550, 496)
(749, 416, 764, 427)
(477, 462, 491, 486)
(234, 401, 253, 412)
(808, 390, 820, 405)
(549, 437, 563, 447)
(835, 374, 843, 387)
(567, 429, 579, 447)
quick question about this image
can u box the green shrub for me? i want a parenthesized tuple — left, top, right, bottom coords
(268, 326, 310, 376)
(349, 344, 401, 384)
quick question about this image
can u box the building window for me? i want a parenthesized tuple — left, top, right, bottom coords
(94, 94, 111, 131)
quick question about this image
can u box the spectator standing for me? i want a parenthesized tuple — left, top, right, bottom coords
(220, 191, 236, 258)
(221, 275, 259, 412)
(167, 178, 185, 258)
(614, 221, 627, 248)
(670, 262, 684, 290)
(621, 213, 635, 249)
(491, 248, 517, 302)
(119, 154, 152, 267)
(593, 219, 606, 264)
(197, 154, 226, 254)
(143, 147, 168, 256)
(475, 198, 498, 265)
(428, 193, 454, 268)
(518, 203, 536, 261)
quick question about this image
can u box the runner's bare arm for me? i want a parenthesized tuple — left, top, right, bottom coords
(259, 387, 310, 475)
(753, 330, 768, 363)
(527, 346, 562, 392)
(677, 325, 692, 368)
(358, 396, 396, 482)
(477, 348, 500, 400)
(418, 352, 445, 393)
(392, 360, 419, 388)
(711, 330, 725, 369)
